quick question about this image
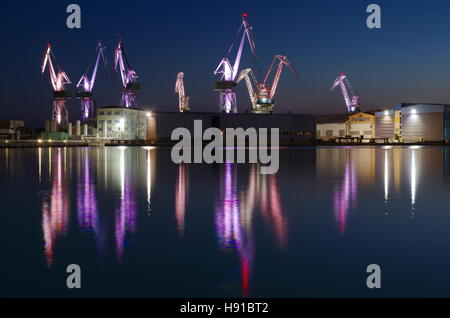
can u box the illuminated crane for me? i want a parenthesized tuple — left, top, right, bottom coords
(236, 68, 258, 108)
(237, 55, 299, 114)
(41, 44, 72, 127)
(175, 72, 190, 112)
(214, 13, 256, 113)
(114, 38, 140, 108)
(76, 42, 108, 121)
(330, 73, 360, 112)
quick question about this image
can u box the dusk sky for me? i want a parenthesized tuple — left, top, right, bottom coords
(3, 0, 450, 126)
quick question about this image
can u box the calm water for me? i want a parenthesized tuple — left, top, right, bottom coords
(1, 146, 450, 298)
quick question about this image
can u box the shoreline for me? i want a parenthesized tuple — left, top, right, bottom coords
(1, 140, 450, 148)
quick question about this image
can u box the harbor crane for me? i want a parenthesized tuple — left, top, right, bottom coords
(76, 42, 108, 121)
(41, 43, 72, 127)
(236, 55, 299, 114)
(175, 72, 190, 112)
(329, 73, 360, 112)
(214, 13, 256, 113)
(114, 37, 140, 108)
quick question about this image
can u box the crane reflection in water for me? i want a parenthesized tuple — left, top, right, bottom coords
(41, 148, 70, 267)
(215, 163, 286, 297)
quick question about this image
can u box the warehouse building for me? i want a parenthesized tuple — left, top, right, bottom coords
(147, 112, 316, 144)
(375, 103, 450, 142)
(316, 112, 375, 141)
(316, 114, 348, 140)
(97, 106, 148, 140)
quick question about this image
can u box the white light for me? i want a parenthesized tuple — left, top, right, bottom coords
(411, 109, 417, 115)
(118, 146, 127, 150)
(384, 110, 389, 116)
(146, 112, 152, 118)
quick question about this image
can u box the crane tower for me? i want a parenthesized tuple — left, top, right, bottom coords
(330, 73, 360, 112)
(114, 38, 140, 108)
(41, 44, 72, 128)
(76, 42, 108, 121)
(175, 72, 190, 112)
(214, 13, 256, 113)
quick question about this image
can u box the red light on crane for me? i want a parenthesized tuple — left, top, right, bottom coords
(242, 12, 248, 18)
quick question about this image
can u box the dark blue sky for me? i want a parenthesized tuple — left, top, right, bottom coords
(3, 0, 450, 126)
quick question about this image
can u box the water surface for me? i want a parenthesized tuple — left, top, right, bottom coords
(1, 146, 450, 297)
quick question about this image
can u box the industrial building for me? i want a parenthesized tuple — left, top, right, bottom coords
(147, 112, 316, 144)
(375, 103, 450, 142)
(0, 120, 26, 140)
(97, 106, 148, 140)
(316, 112, 375, 141)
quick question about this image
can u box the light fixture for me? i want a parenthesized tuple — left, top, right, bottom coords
(146, 112, 152, 118)
(384, 110, 389, 116)
(411, 109, 417, 115)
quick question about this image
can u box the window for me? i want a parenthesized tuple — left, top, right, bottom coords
(98, 111, 104, 115)
(107, 111, 112, 115)
(115, 120, 120, 124)
(326, 130, 333, 137)
(114, 111, 120, 115)
(339, 130, 345, 136)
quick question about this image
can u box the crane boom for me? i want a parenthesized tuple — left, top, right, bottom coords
(330, 73, 360, 112)
(41, 44, 71, 92)
(77, 42, 107, 93)
(236, 68, 258, 107)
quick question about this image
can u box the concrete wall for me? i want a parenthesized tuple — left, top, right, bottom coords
(375, 114, 395, 139)
(402, 112, 444, 142)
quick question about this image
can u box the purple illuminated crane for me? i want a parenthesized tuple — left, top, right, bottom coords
(41, 44, 72, 127)
(330, 73, 360, 112)
(76, 42, 108, 121)
(214, 13, 256, 113)
(175, 72, 190, 112)
(114, 38, 140, 108)
(237, 55, 299, 114)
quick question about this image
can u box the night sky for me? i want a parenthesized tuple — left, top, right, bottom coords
(3, 0, 450, 126)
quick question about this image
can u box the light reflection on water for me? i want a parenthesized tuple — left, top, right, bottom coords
(2, 145, 450, 297)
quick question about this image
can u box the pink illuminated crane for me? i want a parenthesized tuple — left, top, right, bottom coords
(330, 73, 360, 112)
(41, 44, 72, 127)
(76, 42, 108, 121)
(114, 38, 140, 108)
(175, 72, 190, 112)
(214, 13, 256, 113)
(237, 55, 299, 114)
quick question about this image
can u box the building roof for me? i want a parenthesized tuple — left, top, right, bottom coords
(97, 105, 145, 111)
(316, 114, 349, 124)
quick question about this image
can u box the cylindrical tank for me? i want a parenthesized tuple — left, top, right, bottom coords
(76, 120, 81, 136)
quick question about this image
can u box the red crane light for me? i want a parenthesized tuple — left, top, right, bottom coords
(242, 12, 248, 18)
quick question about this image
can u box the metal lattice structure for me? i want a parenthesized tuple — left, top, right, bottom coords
(114, 38, 140, 108)
(214, 13, 256, 113)
(76, 42, 108, 121)
(175, 72, 190, 112)
(41, 44, 72, 127)
(330, 73, 360, 112)
(236, 55, 299, 114)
